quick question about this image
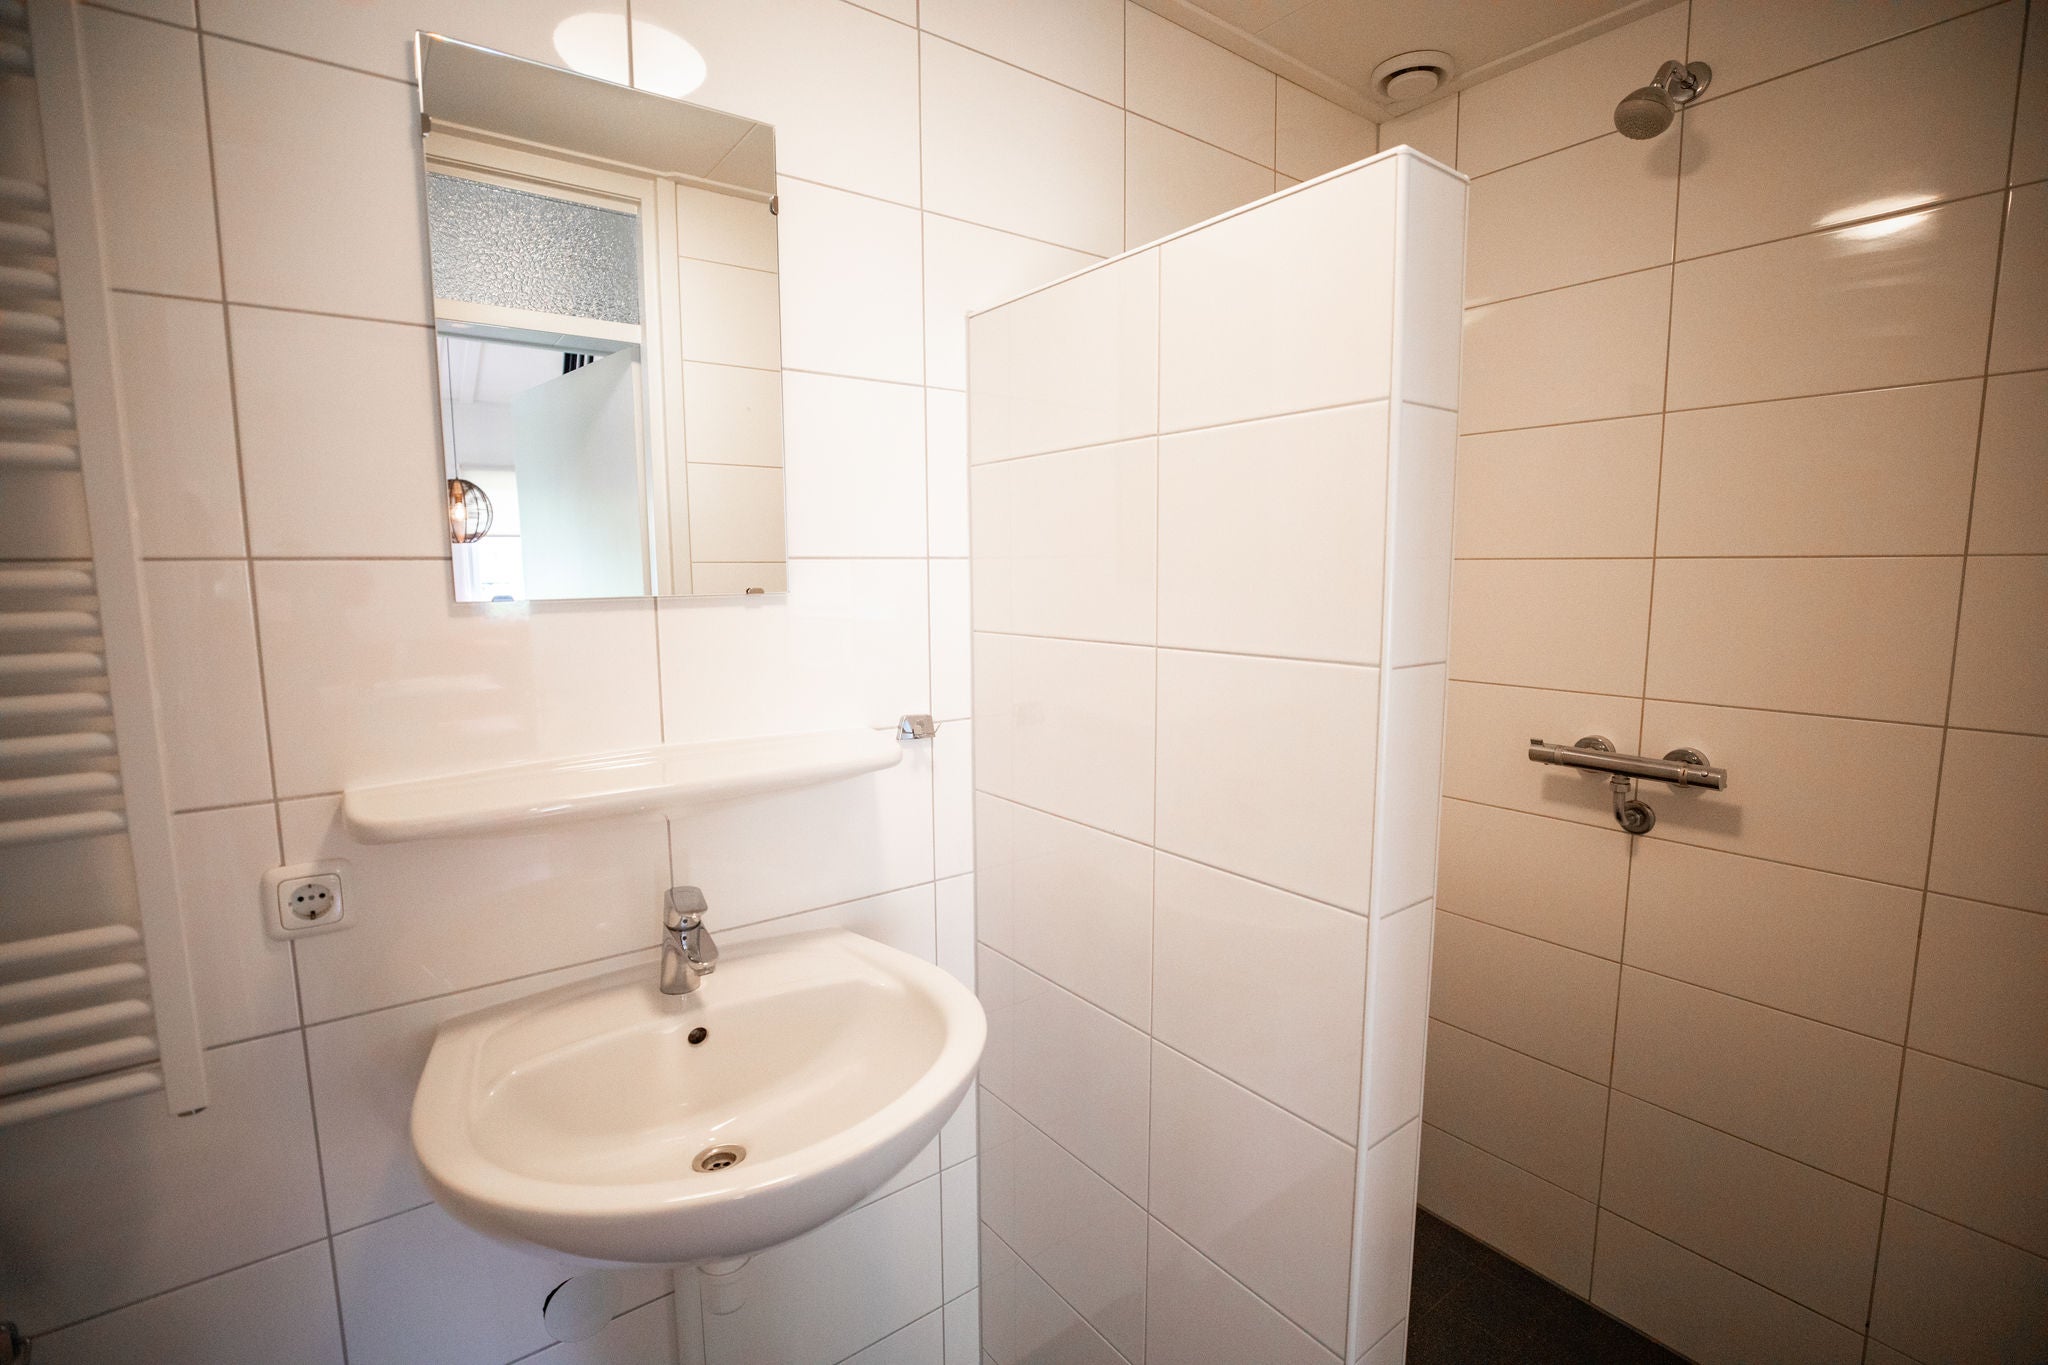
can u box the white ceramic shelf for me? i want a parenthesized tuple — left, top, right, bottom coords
(341, 727, 906, 844)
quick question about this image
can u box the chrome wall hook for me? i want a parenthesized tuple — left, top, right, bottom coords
(1527, 736, 1727, 834)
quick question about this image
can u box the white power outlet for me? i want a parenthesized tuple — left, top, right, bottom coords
(262, 861, 351, 939)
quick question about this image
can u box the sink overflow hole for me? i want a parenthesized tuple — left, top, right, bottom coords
(693, 1144, 745, 1173)
(688, 1027, 708, 1045)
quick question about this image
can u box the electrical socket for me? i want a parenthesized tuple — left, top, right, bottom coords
(262, 861, 351, 939)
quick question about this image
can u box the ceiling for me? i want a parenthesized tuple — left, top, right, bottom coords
(1135, 0, 1679, 118)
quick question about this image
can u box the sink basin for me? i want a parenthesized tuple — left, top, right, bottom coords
(411, 929, 985, 1265)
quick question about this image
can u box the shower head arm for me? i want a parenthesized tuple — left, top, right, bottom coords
(1651, 58, 1711, 105)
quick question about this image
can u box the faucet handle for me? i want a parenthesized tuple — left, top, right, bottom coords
(665, 885, 708, 929)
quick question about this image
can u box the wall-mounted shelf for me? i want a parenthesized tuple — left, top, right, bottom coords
(342, 725, 915, 844)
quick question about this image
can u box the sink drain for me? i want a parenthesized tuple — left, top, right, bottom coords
(692, 1144, 746, 1173)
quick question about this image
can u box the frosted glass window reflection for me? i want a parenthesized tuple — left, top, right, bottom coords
(426, 173, 642, 325)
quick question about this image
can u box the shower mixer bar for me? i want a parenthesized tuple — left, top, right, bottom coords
(1527, 736, 1727, 835)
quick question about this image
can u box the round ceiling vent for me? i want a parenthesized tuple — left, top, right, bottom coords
(1370, 50, 1454, 103)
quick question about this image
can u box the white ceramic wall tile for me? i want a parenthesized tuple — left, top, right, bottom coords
(1275, 80, 1377, 181)
(1442, 681, 1644, 829)
(1449, 558, 1651, 696)
(229, 307, 448, 557)
(1374, 667, 1447, 914)
(1992, 183, 2048, 373)
(1948, 555, 2048, 734)
(0, 1033, 326, 1333)
(667, 763, 937, 929)
(683, 363, 784, 469)
(302, 948, 655, 1233)
(677, 260, 784, 370)
(1970, 370, 2048, 554)
(1362, 899, 1435, 1146)
(1678, 5, 2024, 260)
(1436, 799, 1628, 958)
(1422, 1020, 1607, 1199)
(927, 390, 970, 558)
(976, 795, 1152, 1028)
(534, 1299, 677, 1365)
(1600, 1093, 1884, 1325)
(283, 795, 665, 1021)
(1657, 380, 1982, 556)
(1888, 1050, 2048, 1257)
(1611, 968, 1900, 1188)
(1429, 912, 1619, 1083)
(703, 1180, 942, 1365)
(1625, 839, 1921, 1041)
(1590, 1211, 1865, 1365)
(1466, 132, 1677, 305)
(203, 38, 429, 323)
(1640, 699, 1945, 888)
(111, 293, 244, 558)
(197, 0, 622, 83)
(1377, 97, 1454, 167)
(143, 560, 272, 811)
(1348, 1119, 1423, 1352)
(1152, 853, 1367, 1139)
(1417, 1124, 1596, 1295)
(977, 1095, 1146, 1361)
(76, 8, 217, 297)
(1156, 404, 1386, 662)
(973, 632, 1155, 841)
(636, 0, 919, 204)
(1927, 728, 2048, 913)
(920, 0, 1124, 102)
(1455, 5, 1690, 177)
(934, 734, 974, 882)
(943, 1289, 979, 1365)
(1159, 160, 1395, 430)
(254, 560, 659, 796)
(1125, 114, 1274, 250)
(923, 216, 1098, 392)
(930, 561, 972, 723)
(1459, 268, 1671, 432)
(977, 948, 1151, 1201)
(1124, 4, 1276, 165)
(1384, 404, 1459, 667)
(1909, 895, 2048, 1087)
(1453, 418, 1660, 559)
(1146, 1220, 1338, 1365)
(774, 179, 924, 384)
(676, 186, 781, 273)
(1667, 193, 2004, 410)
(1867, 1200, 2048, 1365)
(1148, 1044, 1355, 1351)
(687, 466, 785, 566)
(971, 438, 1158, 644)
(2017, 0, 2048, 183)
(1645, 557, 1963, 725)
(838, 1311, 946, 1365)
(781, 373, 927, 557)
(921, 36, 1124, 256)
(658, 558, 929, 740)
(30, 1244, 343, 1365)
(1155, 650, 1377, 910)
(86, 0, 193, 25)
(1688, 0, 1989, 99)
(969, 249, 1159, 462)
(978, 1224, 1126, 1365)
(942, 1161, 980, 1303)
(170, 804, 297, 1048)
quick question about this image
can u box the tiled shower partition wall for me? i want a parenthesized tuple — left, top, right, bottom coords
(1379, 2, 2048, 1361)
(967, 147, 1466, 1365)
(0, 4, 1375, 1363)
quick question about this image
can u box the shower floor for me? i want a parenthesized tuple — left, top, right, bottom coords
(1407, 1211, 1686, 1363)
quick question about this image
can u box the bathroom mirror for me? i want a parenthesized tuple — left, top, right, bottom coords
(416, 33, 786, 602)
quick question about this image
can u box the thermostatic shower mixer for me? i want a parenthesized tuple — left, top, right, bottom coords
(1526, 736, 1728, 834)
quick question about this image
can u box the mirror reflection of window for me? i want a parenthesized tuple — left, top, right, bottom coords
(416, 34, 788, 604)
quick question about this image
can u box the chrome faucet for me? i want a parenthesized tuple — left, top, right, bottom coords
(660, 886, 719, 995)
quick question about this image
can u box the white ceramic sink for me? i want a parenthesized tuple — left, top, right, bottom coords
(411, 929, 985, 1265)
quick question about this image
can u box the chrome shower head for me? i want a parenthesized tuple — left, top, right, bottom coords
(1614, 59, 1710, 139)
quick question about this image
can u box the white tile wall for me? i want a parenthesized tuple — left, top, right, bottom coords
(968, 154, 1464, 1365)
(1421, 13, 2047, 1360)
(30, 3, 1378, 1361)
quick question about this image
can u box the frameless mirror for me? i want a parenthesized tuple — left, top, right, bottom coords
(416, 33, 786, 603)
